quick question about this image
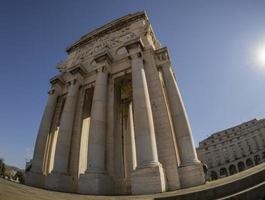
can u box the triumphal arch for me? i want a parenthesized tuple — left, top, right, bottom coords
(26, 11, 205, 195)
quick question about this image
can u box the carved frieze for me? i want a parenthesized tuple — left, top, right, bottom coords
(70, 28, 137, 66)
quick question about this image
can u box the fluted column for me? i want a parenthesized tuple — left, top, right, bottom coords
(52, 79, 80, 174)
(129, 102, 137, 170)
(161, 64, 205, 188)
(162, 65, 199, 165)
(126, 41, 166, 195)
(79, 55, 113, 195)
(86, 67, 108, 173)
(31, 88, 60, 173)
(130, 52, 159, 167)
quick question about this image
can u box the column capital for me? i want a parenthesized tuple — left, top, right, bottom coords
(154, 47, 171, 66)
(68, 63, 87, 77)
(67, 78, 81, 88)
(93, 51, 112, 74)
(48, 88, 57, 95)
(94, 51, 113, 65)
(124, 38, 144, 52)
(50, 75, 65, 87)
(95, 65, 109, 74)
(68, 63, 87, 84)
(49, 75, 64, 95)
(124, 38, 144, 60)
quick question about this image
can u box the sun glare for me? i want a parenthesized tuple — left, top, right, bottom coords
(256, 45, 265, 68)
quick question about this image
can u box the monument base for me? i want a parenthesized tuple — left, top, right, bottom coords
(45, 171, 74, 192)
(78, 172, 113, 195)
(131, 163, 167, 195)
(25, 171, 45, 188)
(178, 162, 205, 188)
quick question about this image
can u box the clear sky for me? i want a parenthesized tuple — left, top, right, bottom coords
(0, 0, 265, 169)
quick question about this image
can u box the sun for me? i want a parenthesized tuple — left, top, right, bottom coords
(256, 45, 265, 68)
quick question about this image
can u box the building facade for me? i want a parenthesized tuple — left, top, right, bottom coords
(26, 11, 205, 195)
(197, 118, 265, 180)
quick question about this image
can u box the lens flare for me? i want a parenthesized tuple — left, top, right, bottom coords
(256, 45, 265, 68)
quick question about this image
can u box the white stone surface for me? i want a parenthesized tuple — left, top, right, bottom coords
(26, 11, 205, 195)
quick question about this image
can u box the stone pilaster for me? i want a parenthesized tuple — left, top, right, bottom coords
(46, 78, 80, 192)
(126, 40, 166, 195)
(161, 64, 205, 188)
(26, 78, 63, 188)
(79, 53, 113, 195)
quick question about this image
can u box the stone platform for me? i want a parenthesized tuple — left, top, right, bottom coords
(2, 162, 265, 200)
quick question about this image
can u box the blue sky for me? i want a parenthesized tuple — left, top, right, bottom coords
(0, 0, 265, 169)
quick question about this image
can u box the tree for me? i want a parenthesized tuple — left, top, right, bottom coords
(0, 159, 6, 178)
(13, 171, 25, 184)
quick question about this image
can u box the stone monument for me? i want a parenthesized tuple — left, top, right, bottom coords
(26, 11, 205, 195)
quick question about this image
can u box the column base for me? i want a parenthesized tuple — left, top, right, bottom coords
(25, 171, 45, 188)
(45, 171, 75, 193)
(131, 163, 167, 195)
(178, 162, 205, 188)
(78, 172, 113, 195)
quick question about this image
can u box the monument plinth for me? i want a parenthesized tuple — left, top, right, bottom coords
(26, 11, 205, 195)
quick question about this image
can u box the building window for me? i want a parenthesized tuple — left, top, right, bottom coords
(210, 171, 218, 180)
(262, 152, 265, 159)
(220, 168, 228, 177)
(229, 164, 237, 175)
(238, 162, 245, 172)
(246, 158, 254, 167)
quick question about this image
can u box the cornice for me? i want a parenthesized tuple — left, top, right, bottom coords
(94, 51, 113, 64)
(68, 63, 87, 77)
(50, 75, 65, 87)
(154, 47, 171, 66)
(66, 11, 148, 53)
(124, 37, 144, 51)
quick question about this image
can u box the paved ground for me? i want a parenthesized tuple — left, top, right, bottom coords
(1, 162, 265, 200)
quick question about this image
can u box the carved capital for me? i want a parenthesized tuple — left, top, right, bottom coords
(124, 38, 144, 53)
(155, 47, 171, 66)
(94, 51, 113, 65)
(124, 38, 144, 61)
(68, 63, 87, 77)
(128, 52, 142, 60)
(95, 65, 109, 75)
(50, 75, 65, 88)
(67, 78, 80, 87)
(56, 60, 67, 72)
(48, 89, 55, 95)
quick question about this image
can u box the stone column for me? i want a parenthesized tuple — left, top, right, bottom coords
(126, 41, 166, 195)
(46, 78, 80, 192)
(86, 67, 108, 172)
(52, 79, 80, 173)
(79, 58, 113, 195)
(129, 102, 137, 171)
(32, 89, 59, 173)
(26, 84, 61, 187)
(161, 64, 205, 188)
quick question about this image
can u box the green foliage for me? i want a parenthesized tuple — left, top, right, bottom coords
(0, 159, 6, 177)
(14, 171, 25, 184)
